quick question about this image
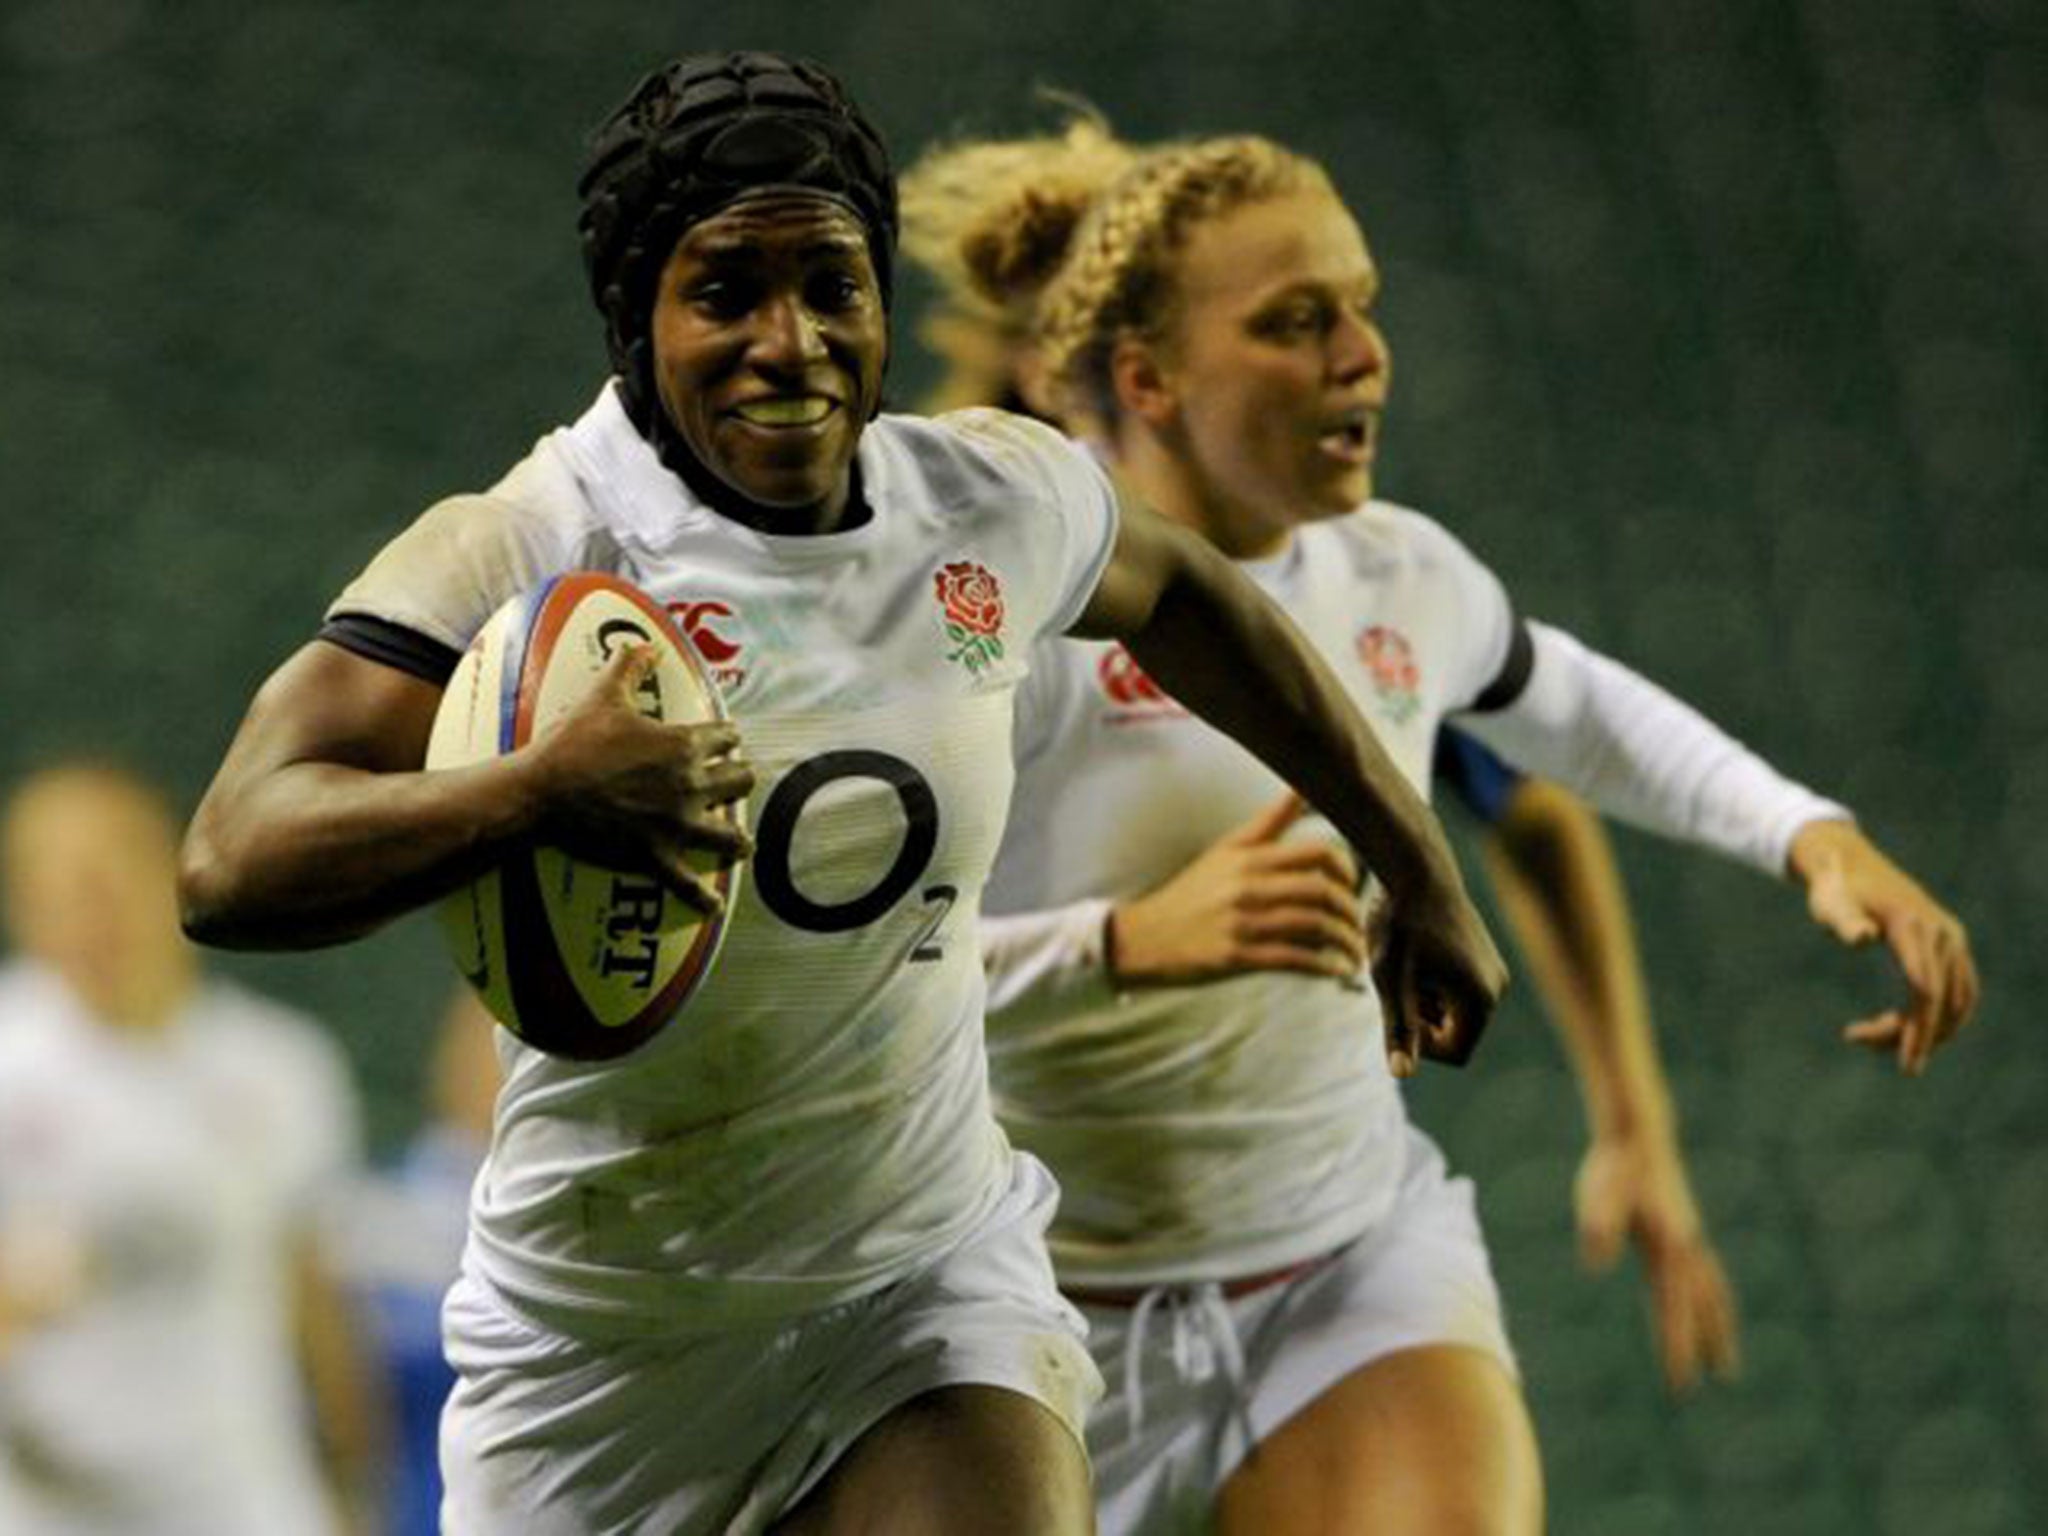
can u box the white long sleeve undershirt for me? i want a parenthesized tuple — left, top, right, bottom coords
(980, 622, 1851, 1006)
(981, 897, 1116, 1017)
(1461, 621, 1850, 878)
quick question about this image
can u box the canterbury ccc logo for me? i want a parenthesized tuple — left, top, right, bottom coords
(665, 599, 748, 690)
(666, 600, 741, 663)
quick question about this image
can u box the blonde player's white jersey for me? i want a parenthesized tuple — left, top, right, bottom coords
(0, 965, 360, 1536)
(328, 384, 1118, 1328)
(981, 503, 1514, 1287)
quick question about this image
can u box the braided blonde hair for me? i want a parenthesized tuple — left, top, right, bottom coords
(1035, 136, 1334, 426)
(899, 109, 1139, 413)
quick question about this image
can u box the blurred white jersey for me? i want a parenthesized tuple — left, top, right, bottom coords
(329, 385, 1118, 1329)
(0, 965, 360, 1536)
(983, 504, 1515, 1286)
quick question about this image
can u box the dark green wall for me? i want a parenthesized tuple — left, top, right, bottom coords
(3, 2, 2041, 1528)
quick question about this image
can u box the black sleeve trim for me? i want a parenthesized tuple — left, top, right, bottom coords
(1468, 616, 1535, 713)
(317, 613, 463, 686)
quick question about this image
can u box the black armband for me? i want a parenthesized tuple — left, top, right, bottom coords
(316, 613, 463, 686)
(1467, 618, 1534, 713)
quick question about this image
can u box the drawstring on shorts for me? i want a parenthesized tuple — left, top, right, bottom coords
(1118, 1281, 1256, 1459)
(1069, 1250, 1340, 1467)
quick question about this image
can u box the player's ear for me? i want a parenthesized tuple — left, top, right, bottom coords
(1110, 332, 1177, 428)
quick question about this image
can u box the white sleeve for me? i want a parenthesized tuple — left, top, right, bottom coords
(1461, 621, 1852, 876)
(325, 491, 584, 652)
(940, 409, 1121, 640)
(980, 899, 1117, 1017)
(1387, 508, 1522, 713)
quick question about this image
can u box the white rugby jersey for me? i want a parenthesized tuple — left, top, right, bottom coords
(983, 504, 1514, 1286)
(0, 965, 359, 1536)
(983, 502, 1846, 1287)
(327, 384, 1118, 1328)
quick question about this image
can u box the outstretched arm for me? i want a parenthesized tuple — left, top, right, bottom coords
(1480, 776, 1738, 1394)
(1787, 819, 1979, 1076)
(1074, 496, 1505, 1071)
(1463, 620, 1978, 1072)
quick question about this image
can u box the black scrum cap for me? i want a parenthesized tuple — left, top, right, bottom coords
(577, 51, 898, 439)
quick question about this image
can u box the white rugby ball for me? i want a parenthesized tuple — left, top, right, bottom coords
(425, 571, 740, 1060)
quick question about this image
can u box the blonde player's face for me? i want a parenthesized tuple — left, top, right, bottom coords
(1, 777, 186, 1024)
(651, 194, 888, 530)
(1158, 191, 1389, 534)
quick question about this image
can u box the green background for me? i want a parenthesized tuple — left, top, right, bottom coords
(2, 0, 2041, 1529)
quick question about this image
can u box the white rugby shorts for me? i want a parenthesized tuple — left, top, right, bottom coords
(438, 1150, 1102, 1536)
(1080, 1126, 1519, 1536)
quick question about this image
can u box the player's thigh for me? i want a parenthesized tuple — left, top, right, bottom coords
(1215, 1343, 1542, 1536)
(772, 1384, 1095, 1536)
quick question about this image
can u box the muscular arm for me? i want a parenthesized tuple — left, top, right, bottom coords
(180, 642, 539, 949)
(1073, 495, 1505, 1064)
(180, 639, 751, 951)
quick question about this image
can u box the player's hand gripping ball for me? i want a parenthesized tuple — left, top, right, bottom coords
(425, 573, 740, 1059)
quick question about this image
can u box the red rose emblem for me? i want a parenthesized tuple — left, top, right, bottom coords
(935, 561, 1004, 638)
(1098, 644, 1172, 706)
(1356, 625, 1422, 723)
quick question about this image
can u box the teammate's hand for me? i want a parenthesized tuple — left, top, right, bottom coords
(527, 644, 755, 915)
(1576, 1135, 1740, 1395)
(1367, 872, 1508, 1075)
(1106, 793, 1368, 987)
(1788, 819, 1979, 1075)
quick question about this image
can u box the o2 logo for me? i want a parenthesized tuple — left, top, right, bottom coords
(751, 750, 957, 963)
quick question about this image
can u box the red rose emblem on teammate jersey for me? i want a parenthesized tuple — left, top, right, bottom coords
(1098, 646, 1165, 705)
(935, 561, 1006, 675)
(1097, 644, 1187, 720)
(1356, 624, 1422, 724)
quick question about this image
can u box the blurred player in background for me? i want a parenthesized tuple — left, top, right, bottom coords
(905, 115, 1741, 1403)
(331, 988, 497, 1536)
(176, 49, 1506, 1536)
(0, 763, 376, 1535)
(901, 122, 1976, 1534)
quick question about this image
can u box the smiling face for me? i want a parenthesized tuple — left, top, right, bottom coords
(1142, 190, 1389, 553)
(650, 193, 889, 532)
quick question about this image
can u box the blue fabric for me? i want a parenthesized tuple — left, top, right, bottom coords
(368, 1283, 457, 1536)
(1433, 726, 1523, 827)
(349, 1130, 481, 1536)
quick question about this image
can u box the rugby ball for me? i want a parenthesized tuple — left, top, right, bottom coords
(424, 572, 740, 1060)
